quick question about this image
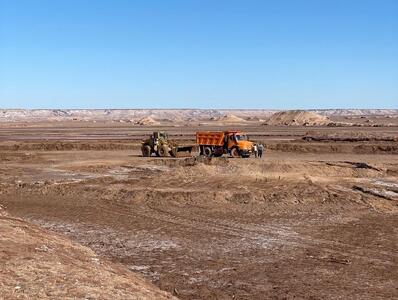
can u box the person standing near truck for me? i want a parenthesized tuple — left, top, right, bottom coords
(253, 144, 258, 158)
(258, 143, 264, 158)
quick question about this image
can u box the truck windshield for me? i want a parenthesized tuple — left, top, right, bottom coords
(235, 134, 248, 141)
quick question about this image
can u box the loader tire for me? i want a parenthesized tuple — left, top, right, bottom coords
(230, 147, 240, 158)
(141, 145, 151, 157)
(159, 145, 169, 157)
(203, 146, 212, 157)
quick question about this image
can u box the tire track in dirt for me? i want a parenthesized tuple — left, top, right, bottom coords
(87, 198, 397, 266)
(142, 203, 397, 265)
(6, 175, 396, 267)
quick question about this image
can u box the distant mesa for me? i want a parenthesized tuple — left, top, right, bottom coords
(0, 109, 397, 124)
(51, 110, 71, 117)
(264, 110, 331, 126)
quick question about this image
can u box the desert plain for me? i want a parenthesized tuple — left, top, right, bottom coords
(1, 109, 397, 299)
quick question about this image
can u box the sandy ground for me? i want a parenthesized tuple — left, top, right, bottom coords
(0, 122, 397, 299)
(0, 215, 176, 299)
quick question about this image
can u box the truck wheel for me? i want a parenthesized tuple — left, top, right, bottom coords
(230, 147, 240, 158)
(159, 145, 169, 157)
(141, 145, 151, 157)
(203, 146, 212, 157)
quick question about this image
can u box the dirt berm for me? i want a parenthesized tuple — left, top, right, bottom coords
(303, 131, 398, 142)
(0, 213, 176, 299)
(265, 141, 398, 154)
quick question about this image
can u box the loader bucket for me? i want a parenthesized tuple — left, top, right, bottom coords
(170, 146, 194, 157)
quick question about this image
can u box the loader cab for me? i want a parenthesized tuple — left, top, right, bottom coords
(152, 131, 168, 141)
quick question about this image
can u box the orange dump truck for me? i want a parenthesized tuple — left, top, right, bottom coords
(196, 131, 253, 158)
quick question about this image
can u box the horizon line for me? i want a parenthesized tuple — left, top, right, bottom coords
(1, 108, 397, 111)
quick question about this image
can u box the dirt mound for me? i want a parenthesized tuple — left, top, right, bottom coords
(264, 110, 331, 126)
(135, 116, 160, 126)
(154, 155, 229, 167)
(216, 114, 247, 123)
(246, 116, 265, 122)
(0, 216, 176, 299)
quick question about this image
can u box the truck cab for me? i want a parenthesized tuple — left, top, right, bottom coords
(226, 132, 253, 157)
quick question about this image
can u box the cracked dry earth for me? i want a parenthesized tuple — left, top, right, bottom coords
(1, 150, 397, 299)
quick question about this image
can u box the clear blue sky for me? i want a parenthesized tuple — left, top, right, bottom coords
(0, 0, 397, 109)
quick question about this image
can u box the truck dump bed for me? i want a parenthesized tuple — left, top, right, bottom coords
(196, 131, 225, 146)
